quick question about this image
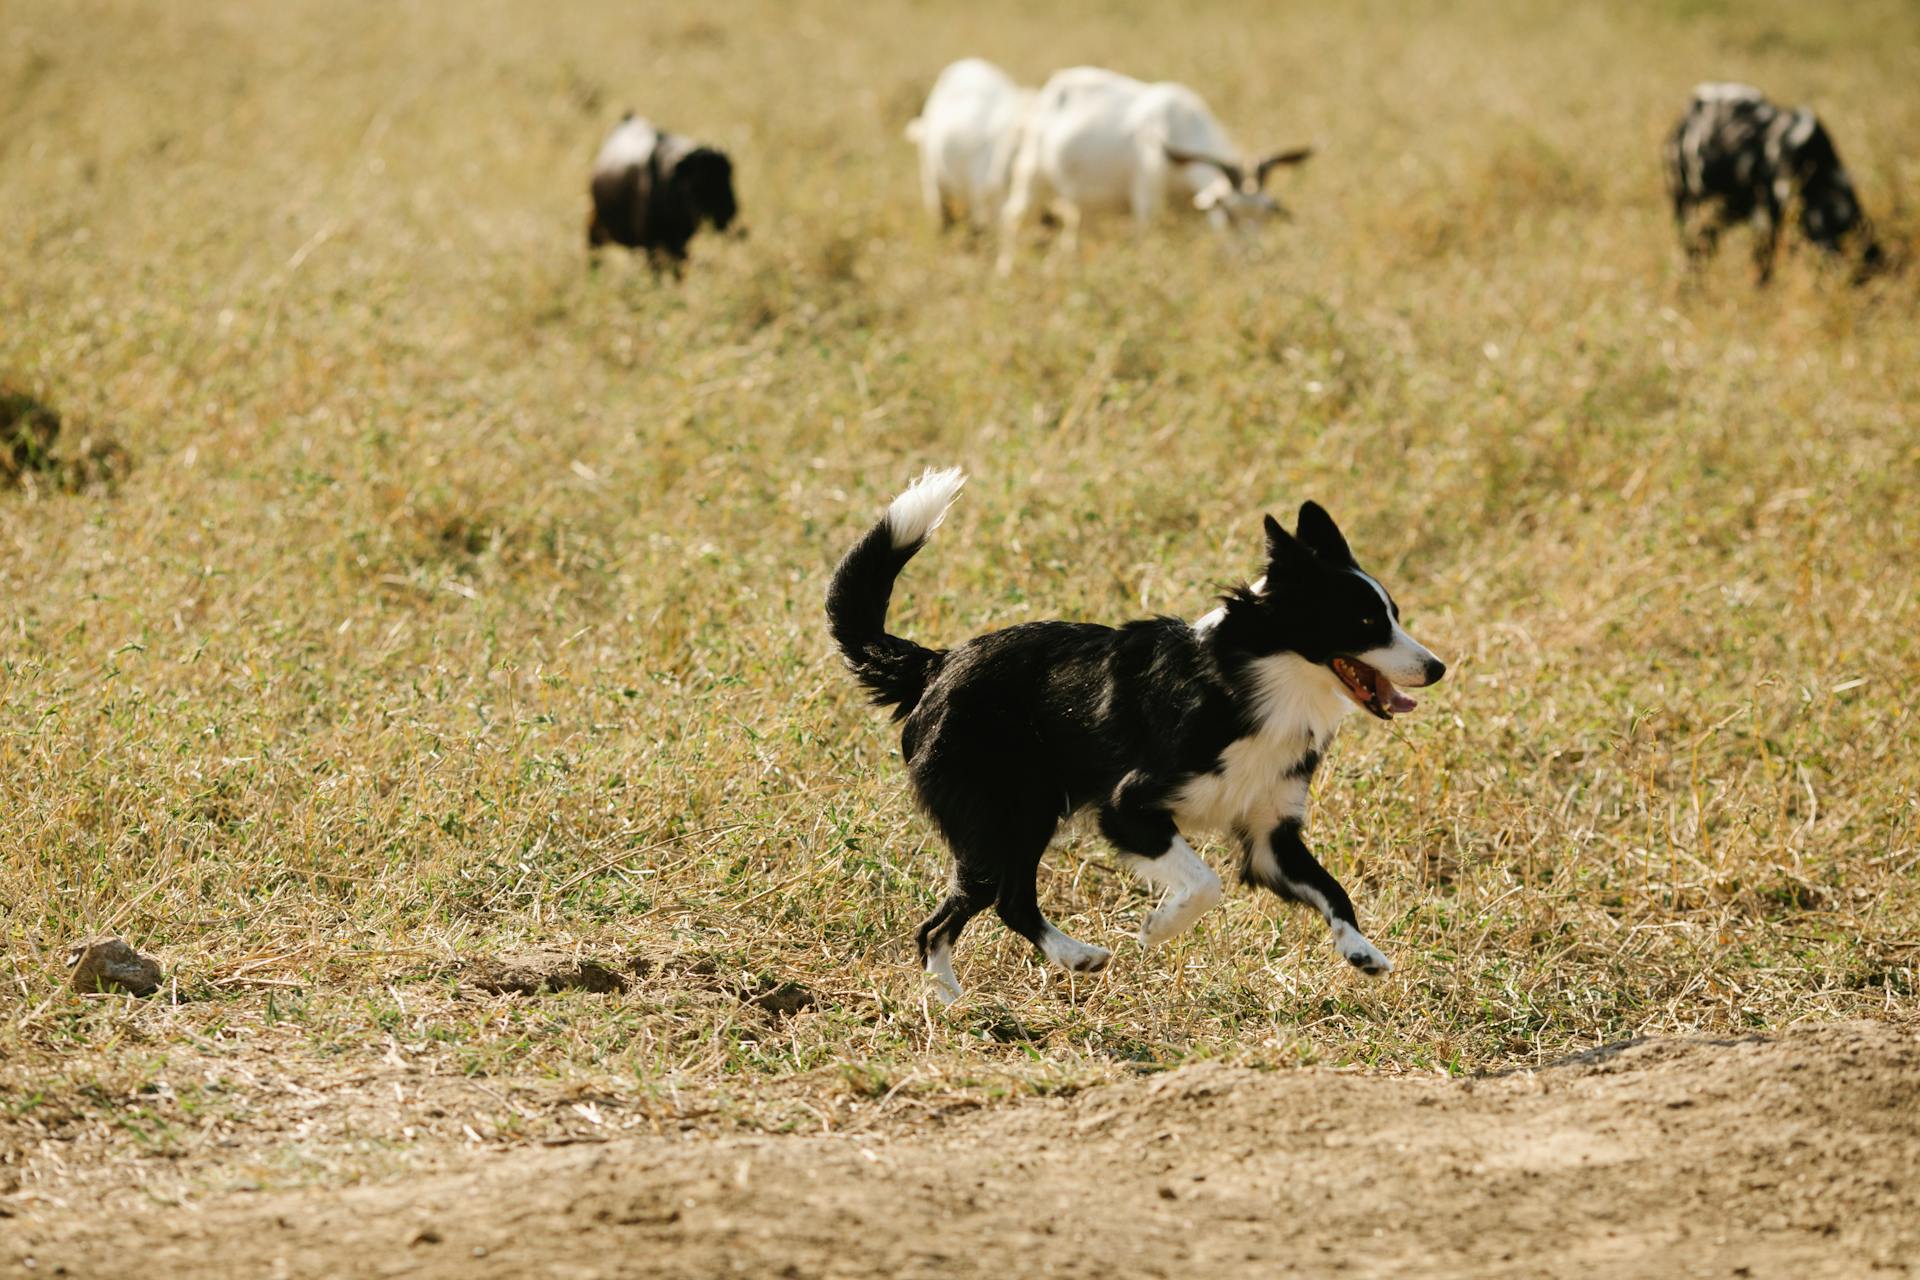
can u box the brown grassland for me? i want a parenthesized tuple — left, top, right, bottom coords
(2, 0, 1918, 1269)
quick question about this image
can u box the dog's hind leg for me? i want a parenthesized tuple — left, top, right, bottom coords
(1100, 784, 1222, 946)
(915, 873, 994, 1005)
(990, 832, 1111, 976)
(1244, 818, 1391, 976)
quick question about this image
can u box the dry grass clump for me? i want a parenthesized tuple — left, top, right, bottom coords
(1, 0, 1917, 1206)
(0, 382, 131, 494)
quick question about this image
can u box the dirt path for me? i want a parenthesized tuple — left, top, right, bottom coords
(12, 1022, 1917, 1279)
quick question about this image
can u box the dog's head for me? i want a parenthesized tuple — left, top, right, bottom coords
(1225, 502, 1446, 721)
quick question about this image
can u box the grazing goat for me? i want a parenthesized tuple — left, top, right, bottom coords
(906, 58, 1035, 232)
(1664, 83, 1882, 283)
(588, 114, 738, 272)
(997, 66, 1309, 274)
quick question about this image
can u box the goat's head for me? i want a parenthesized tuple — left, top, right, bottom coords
(1777, 111, 1881, 273)
(1166, 145, 1312, 229)
(671, 147, 740, 234)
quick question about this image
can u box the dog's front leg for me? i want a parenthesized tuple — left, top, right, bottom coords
(1100, 778, 1223, 946)
(1244, 819, 1391, 975)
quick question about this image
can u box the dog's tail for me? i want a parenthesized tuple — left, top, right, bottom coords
(826, 467, 966, 719)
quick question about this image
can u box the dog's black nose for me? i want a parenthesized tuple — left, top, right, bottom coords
(1424, 657, 1447, 684)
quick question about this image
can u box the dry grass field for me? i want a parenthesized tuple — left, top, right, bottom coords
(3, 0, 1919, 1273)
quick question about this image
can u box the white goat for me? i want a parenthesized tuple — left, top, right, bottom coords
(906, 58, 1034, 231)
(996, 66, 1310, 273)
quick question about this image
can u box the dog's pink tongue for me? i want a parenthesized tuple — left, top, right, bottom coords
(1375, 671, 1418, 714)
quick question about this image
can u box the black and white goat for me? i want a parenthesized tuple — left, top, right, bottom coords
(587, 114, 739, 272)
(1664, 83, 1882, 283)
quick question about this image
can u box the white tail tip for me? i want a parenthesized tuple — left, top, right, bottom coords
(885, 467, 967, 550)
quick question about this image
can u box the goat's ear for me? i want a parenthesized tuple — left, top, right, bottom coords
(1166, 146, 1244, 189)
(1294, 501, 1355, 566)
(1254, 146, 1314, 188)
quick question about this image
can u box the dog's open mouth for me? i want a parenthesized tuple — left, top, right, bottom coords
(1329, 656, 1419, 720)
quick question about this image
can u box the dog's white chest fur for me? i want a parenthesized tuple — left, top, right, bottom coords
(1172, 651, 1354, 836)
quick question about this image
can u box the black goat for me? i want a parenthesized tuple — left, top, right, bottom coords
(587, 114, 738, 272)
(1665, 83, 1882, 284)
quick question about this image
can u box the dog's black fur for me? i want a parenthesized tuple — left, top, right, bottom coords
(828, 472, 1445, 996)
(588, 114, 738, 272)
(1664, 83, 1882, 284)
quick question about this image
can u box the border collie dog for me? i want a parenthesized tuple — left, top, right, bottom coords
(1664, 83, 1883, 284)
(827, 470, 1446, 1002)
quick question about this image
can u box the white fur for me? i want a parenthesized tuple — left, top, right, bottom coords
(1172, 653, 1350, 835)
(1192, 575, 1263, 636)
(1038, 925, 1112, 972)
(909, 59, 1035, 230)
(1124, 836, 1224, 945)
(593, 117, 659, 177)
(997, 66, 1291, 273)
(925, 936, 963, 1005)
(1331, 921, 1392, 974)
(1353, 627, 1440, 686)
(885, 468, 967, 550)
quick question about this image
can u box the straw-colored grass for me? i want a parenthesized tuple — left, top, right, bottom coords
(3, 0, 1916, 1201)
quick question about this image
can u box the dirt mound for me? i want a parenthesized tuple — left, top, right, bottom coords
(461, 948, 650, 996)
(11, 1022, 1916, 1278)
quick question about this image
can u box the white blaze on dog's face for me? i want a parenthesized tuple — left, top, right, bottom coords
(1348, 570, 1444, 689)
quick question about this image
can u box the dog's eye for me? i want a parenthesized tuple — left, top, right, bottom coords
(1359, 616, 1378, 628)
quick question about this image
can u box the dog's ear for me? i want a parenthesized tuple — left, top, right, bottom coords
(1264, 513, 1314, 575)
(1294, 501, 1355, 567)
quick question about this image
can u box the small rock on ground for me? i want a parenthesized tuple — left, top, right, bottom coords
(67, 936, 165, 996)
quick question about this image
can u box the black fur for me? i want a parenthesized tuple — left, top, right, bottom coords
(588, 114, 738, 272)
(827, 491, 1444, 989)
(1664, 84, 1882, 284)
(824, 520, 945, 718)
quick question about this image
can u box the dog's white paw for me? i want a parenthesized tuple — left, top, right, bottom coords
(1331, 922, 1393, 976)
(1039, 928, 1112, 974)
(925, 942, 964, 1005)
(1139, 885, 1223, 948)
(1130, 840, 1224, 948)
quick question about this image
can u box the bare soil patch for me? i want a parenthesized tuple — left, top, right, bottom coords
(11, 1022, 1915, 1279)
(457, 948, 816, 1015)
